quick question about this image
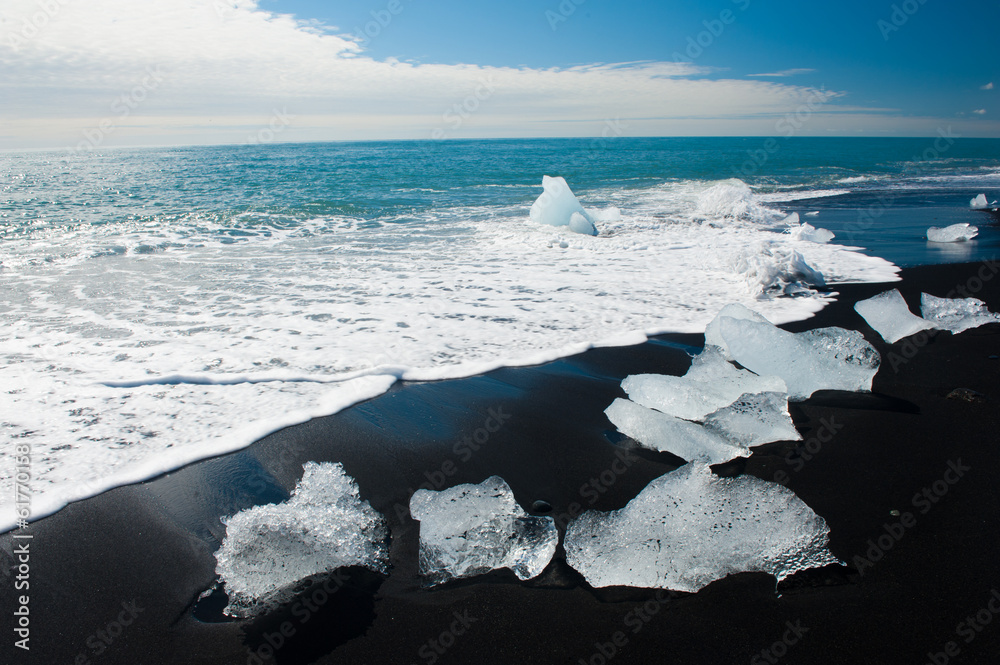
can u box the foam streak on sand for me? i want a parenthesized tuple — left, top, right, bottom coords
(0, 173, 898, 533)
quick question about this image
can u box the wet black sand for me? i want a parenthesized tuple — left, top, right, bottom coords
(4, 260, 1000, 665)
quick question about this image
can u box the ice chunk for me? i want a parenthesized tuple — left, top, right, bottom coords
(716, 314, 881, 400)
(927, 223, 978, 243)
(564, 463, 840, 592)
(623, 346, 787, 421)
(704, 304, 771, 359)
(215, 462, 389, 617)
(728, 241, 826, 297)
(409, 476, 557, 585)
(921, 293, 1000, 333)
(782, 212, 800, 225)
(788, 223, 835, 243)
(805, 211, 820, 217)
(854, 289, 936, 343)
(529, 176, 598, 236)
(702, 392, 802, 447)
(605, 398, 749, 464)
(971, 194, 988, 209)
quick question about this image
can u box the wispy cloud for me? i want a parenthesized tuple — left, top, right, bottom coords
(973, 109, 987, 115)
(982, 82, 995, 90)
(747, 69, 816, 78)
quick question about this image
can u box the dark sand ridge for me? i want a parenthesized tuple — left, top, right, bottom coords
(3, 260, 999, 665)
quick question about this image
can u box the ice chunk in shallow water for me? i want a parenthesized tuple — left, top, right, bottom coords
(788, 223, 835, 244)
(529, 176, 598, 236)
(702, 392, 802, 447)
(409, 476, 557, 585)
(715, 311, 881, 400)
(971, 194, 988, 209)
(921, 293, 1000, 333)
(623, 346, 787, 421)
(564, 463, 840, 592)
(214, 462, 389, 617)
(854, 289, 936, 343)
(605, 398, 750, 464)
(927, 223, 978, 242)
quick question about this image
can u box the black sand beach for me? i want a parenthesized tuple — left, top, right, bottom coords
(4, 260, 1000, 665)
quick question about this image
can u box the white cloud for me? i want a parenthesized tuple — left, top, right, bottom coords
(982, 82, 994, 90)
(747, 69, 816, 78)
(973, 109, 987, 115)
(0, 1, 991, 147)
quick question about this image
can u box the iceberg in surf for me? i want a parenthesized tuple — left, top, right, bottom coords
(788, 222, 835, 244)
(728, 242, 826, 297)
(409, 476, 557, 585)
(709, 306, 881, 400)
(696, 179, 768, 221)
(214, 462, 389, 617)
(927, 223, 978, 243)
(970, 194, 989, 209)
(530, 176, 598, 236)
(921, 293, 1000, 333)
(854, 289, 936, 343)
(564, 463, 840, 592)
(623, 346, 787, 421)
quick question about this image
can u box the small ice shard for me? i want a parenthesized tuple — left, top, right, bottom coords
(564, 463, 840, 592)
(529, 176, 598, 236)
(623, 346, 787, 421)
(921, 293, 1000, 333)
(605, 398, 749, 464)
(215, 462, 389, 617)
(782, 212, 800, 225)
(409, 476, 557, 585)
(927, 223, 978, 243)
(970, 194, 988, 209)
(702, 392, 802, 447)
(854, 289, 937, 343)
(788, 223, 835, 243)
(805, 211, 820, 217)
(715, 311, 881, 400)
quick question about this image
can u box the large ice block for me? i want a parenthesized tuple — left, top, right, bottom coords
(605, 397, 749, 465)
(716, 314, 881, 400)
(564, 463, 840, 592)
(215, 462, 389, 617)
(409, 476, 557, 585)
(622, 346, 787, 421)
(927, 223, 978, 243)
(921, 293, 1000, 333)
(529, 176, 598, 236)
(854, 289, 936, 343)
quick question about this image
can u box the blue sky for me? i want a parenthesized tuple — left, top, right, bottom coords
(1, 0, 997, 148)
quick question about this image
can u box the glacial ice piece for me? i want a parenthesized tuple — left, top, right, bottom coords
(409, 476, 557, 585)
(970, 194, 988, 209)
(854, 289, 936, 343)
(728, 242, 826, 296)
(921, 293, 1000, 333)
(605, 398, 749, 464)
(927, 223, 978, 243)
(529, 176, 598, 236)
(702, 392, 802, 447)
(564, 463, 840, 591)
(788, 223, 835, 243)
(623, 346, 787, 421)
(215, 462, 389, 617)
(703, 304, 771, 359)
(715, 312, 881, 400)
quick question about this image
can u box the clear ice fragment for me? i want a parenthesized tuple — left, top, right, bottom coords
(927, 223, 978, 243)
(921, 293, 1000, 334)
(854, 289, 936, 343)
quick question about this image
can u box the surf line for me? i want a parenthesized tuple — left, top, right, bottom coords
(97, 367, 409, 389)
